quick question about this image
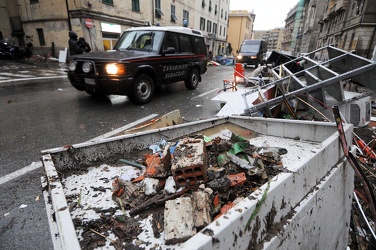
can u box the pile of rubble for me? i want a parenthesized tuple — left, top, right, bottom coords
(67, 132, 287, 249)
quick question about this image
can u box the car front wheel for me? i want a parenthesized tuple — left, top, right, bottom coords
(129, 74, 155, 104)
(185, 68, 200, 90)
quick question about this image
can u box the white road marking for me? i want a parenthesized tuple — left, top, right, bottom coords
(0, 75, 67, 83)
(0, 161, 42, 185)
(191, 87, 221, 99)
(0, 72, 35, 77)
(39, 73, 60, 76)
(0, 114, 159, 185)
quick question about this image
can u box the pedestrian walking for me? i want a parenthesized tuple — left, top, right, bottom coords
(78, 37, 91, 53)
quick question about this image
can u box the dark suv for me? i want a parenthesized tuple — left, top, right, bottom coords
(68, 26, 208, 104)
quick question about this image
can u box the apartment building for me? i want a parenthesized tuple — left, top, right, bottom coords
(254, 28, 284, 51)
(298, 0, 325, 54)
(196, 0, 230, 56)
(281, 0, 376, 58)
(227, 10, 255, 54)
(0, 0, 229, 57)
(316, 0, 376, 59)
(281, 4, 298, 54)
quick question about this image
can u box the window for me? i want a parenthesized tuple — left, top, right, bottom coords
(202, 0, 205, 8)
(102, 32, 120, 50)
(215, 4, 217, 15)
(213, 23, 217, 35)
(179, 34, 193, 53)
(349, 33, 355, 49)
(223, 27, 226, 37)
(30, 0, 38, 3)
(221, 9, 223, 18)
(200, 17, 206, 31)
(207, 20, 212, 32)
(102, 0, 113, 5)
(155, 0, 163, 18)
(209, 1, 212, 12)
(36, 28, 45, 46)
(192, 37, 206, 54)
(171, 5, 177, 22)
(225, 11, 227, 20)
(183, 10, 189, 26)
(163, 32, 179, 52)
(342, 34, 347, 49)
(132, 0, 140, 12)
(219, 25, 222, 35)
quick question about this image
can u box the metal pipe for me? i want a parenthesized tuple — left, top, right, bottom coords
(65, 0, 72, 30)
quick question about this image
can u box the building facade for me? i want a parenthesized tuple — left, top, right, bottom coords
(2, 0, 229, 58)
(227, 10, 255, 54)
(254, 28, 284, 51)
(282, 0, 376, 58)
(195, 0, 230, 56)
(281, 4, 298, 54)
(0, 0, 24, 44)
(316, 0, 376, 59)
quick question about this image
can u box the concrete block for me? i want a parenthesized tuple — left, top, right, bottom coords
(192, 191, 212, 230)
(164, 197, 196, 245)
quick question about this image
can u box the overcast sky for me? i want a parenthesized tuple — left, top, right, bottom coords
(229, 0, 299, 30)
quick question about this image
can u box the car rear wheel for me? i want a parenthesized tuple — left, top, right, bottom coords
(129, 74, 155, 104)
(185, 68, 200, 90)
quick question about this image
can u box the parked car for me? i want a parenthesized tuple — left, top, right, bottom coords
(68, 26, 208, 104)
(235, 39, 267, 68)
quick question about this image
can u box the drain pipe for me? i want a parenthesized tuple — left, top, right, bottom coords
(65, 0, 72, 30)
(152, 0, 155, 25)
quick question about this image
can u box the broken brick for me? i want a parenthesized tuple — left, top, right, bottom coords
(171, 137, 208, 187)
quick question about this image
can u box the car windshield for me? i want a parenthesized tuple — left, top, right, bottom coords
(115, 30, 164, 52)
(239, 44, 259, 53)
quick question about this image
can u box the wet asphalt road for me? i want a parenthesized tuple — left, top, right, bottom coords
(0, 60, 255, 250)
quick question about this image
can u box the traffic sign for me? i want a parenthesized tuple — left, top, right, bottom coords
(85, 18, 93, 29)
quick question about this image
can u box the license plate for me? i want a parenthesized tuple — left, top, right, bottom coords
(84, 78, 96, 85)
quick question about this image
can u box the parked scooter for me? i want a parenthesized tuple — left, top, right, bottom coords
(0, 38, 33, 59)
(0, 38, 12, 59)
(10, 42, 33, 59)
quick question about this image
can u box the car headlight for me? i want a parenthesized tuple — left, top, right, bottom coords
(251, 56, 257, 59)
(82, 61, 92, 73)
(237, 55, 243, 59)
(68, 61, 77, 71)
(105, 63, 125, 75)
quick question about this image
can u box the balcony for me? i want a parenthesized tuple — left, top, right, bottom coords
(335, 0, 350, 12)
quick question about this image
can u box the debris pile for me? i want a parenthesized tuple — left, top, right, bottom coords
(65, 132, 288, 249)
(348, 127, 376, 249)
